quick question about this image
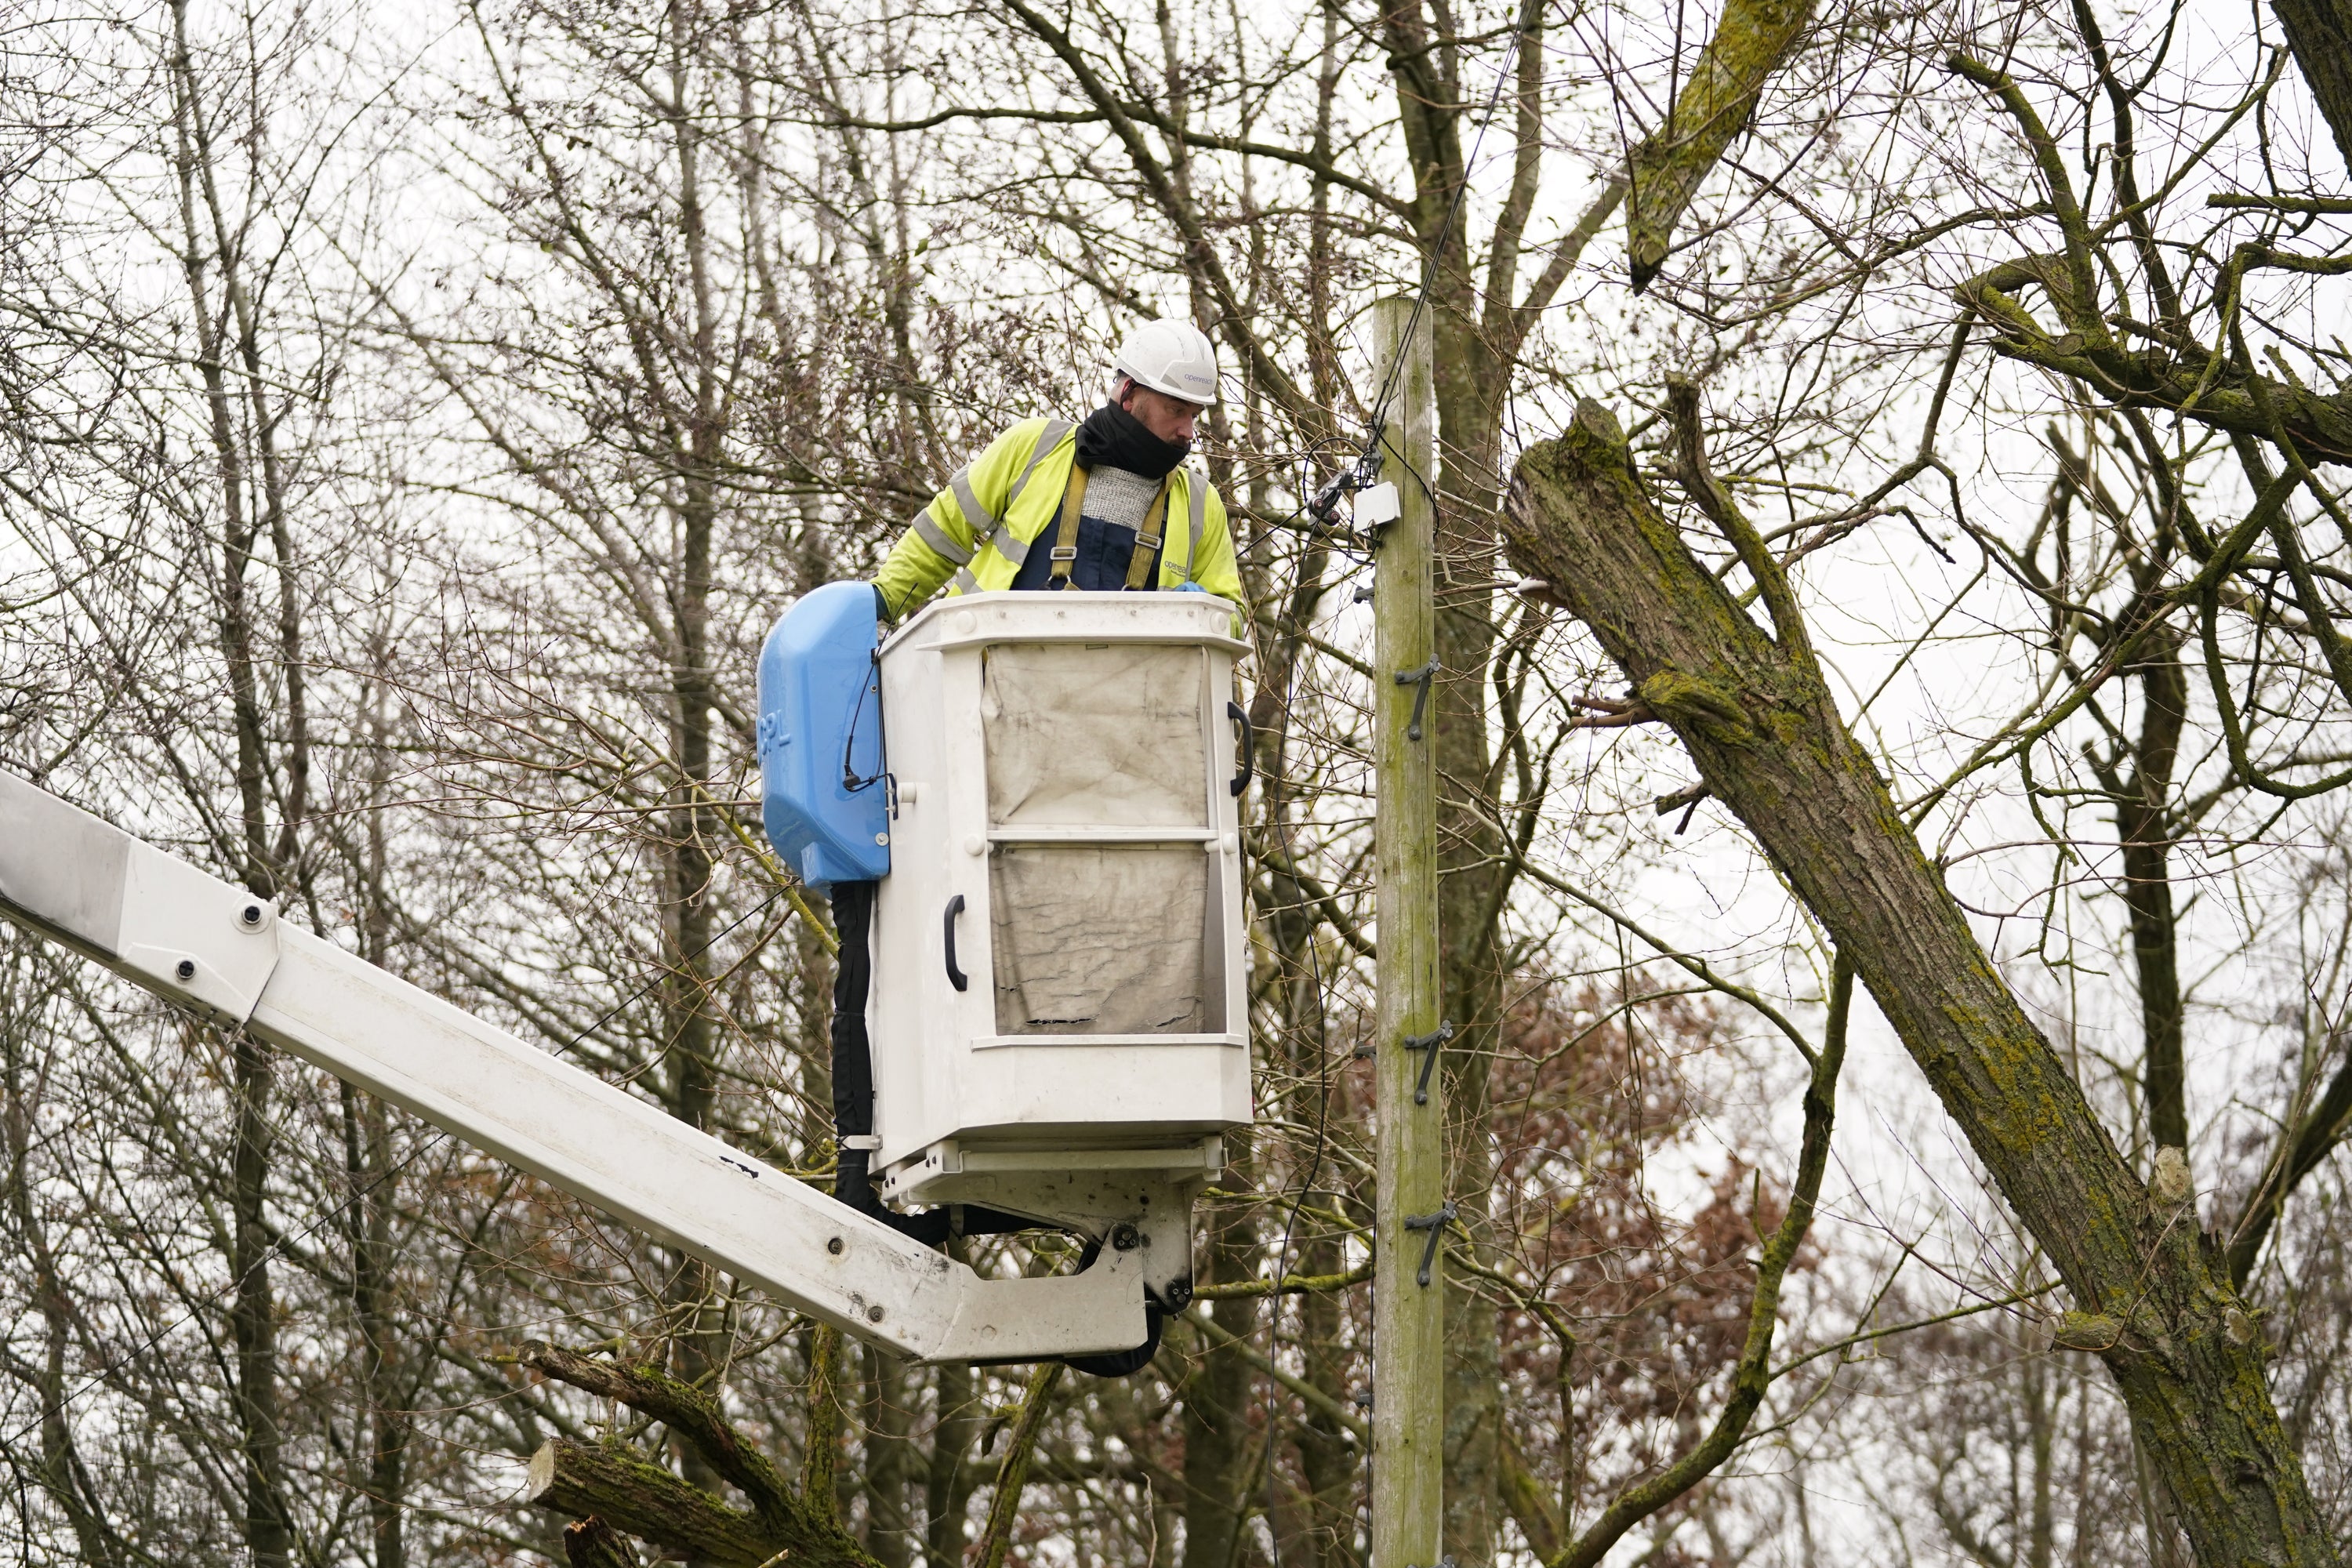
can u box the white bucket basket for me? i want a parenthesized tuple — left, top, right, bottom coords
(869, 592, 1253, 1212)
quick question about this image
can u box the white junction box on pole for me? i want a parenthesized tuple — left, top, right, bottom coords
(868, 592, 1254, 1236)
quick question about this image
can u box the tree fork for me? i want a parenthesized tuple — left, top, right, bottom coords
(975, 1361, 1065, 1568)
(562, 1517, 642, 1568)
(1501, 397, 2337, 1567)
(527, 1439, 797, 1568)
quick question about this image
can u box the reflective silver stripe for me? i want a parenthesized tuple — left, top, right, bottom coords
(912, 509, 974, 565)
(1181, 471, 1206, 580)
(968, 419, 1069, 573)
(949, 466, 987, 533)
(952, 567, 980, 594)
(1004, 419, 1071, 510)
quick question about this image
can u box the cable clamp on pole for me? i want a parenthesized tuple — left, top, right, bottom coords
(1305, 442, 1388, 527)
(1393, 659, 1438, 742)
(1402, 1202, 1457, 1288)
(1401, 1020, 1453, 1105)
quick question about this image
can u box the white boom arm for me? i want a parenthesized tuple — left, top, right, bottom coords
(0, 769, 1146, 1363)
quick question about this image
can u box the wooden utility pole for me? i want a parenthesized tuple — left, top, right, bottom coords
(1370, 294, 1443, 1568)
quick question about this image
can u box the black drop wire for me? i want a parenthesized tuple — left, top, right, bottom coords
(1309, 17, 1527, 545)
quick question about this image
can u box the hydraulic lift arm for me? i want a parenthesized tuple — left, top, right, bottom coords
(0, 768, 1147, 1363)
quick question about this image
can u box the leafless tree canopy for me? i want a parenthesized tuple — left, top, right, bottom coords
(3, 0, 2350, 1562)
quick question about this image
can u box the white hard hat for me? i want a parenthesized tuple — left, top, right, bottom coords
(1112, 318, 1221, 406)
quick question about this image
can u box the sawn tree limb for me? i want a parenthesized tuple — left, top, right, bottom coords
(518, 1341, 880, 1568)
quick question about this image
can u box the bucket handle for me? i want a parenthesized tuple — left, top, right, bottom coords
(1227, 700, 1254, 799)
(943, 894, 969, 993)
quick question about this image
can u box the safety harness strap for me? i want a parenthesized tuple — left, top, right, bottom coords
(1047, 466, 1178, 591)
(1123, 477, 1174, 590)
(1046, 464, 1091, 589)
(1182, 470, 1205, 581)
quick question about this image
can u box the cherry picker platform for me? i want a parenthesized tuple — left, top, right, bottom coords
(0, 589, 1252, 1368)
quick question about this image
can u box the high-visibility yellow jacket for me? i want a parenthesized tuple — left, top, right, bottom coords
(873, 416, 1245, 622)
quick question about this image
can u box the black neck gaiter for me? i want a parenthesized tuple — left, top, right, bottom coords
(1075, 402, 1189, 479)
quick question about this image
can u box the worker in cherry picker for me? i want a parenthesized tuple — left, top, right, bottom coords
(871, 318, 1246, 615)
(831, 319, 1240, 1279)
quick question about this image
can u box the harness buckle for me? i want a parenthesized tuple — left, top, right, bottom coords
(1049, 546, 1079, 562)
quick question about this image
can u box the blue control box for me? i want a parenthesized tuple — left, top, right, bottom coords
(757, 582, 891, 888)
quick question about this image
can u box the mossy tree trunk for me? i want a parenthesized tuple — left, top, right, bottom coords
(1501, 400, 2339, 1568)
(2108, 631, 2190, 1152)
(655, 4, 737, 1486)
(2271, 0, 2352, 165)
(1182, 1170, 1261, 1568)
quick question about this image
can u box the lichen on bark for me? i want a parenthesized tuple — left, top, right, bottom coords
(1502, 400, 2340, 1568)
(1624, 0, 1822, 289)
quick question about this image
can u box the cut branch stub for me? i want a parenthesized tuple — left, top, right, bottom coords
(519, 1341, 880, 1568)
(527, 1439, 782, 1568)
